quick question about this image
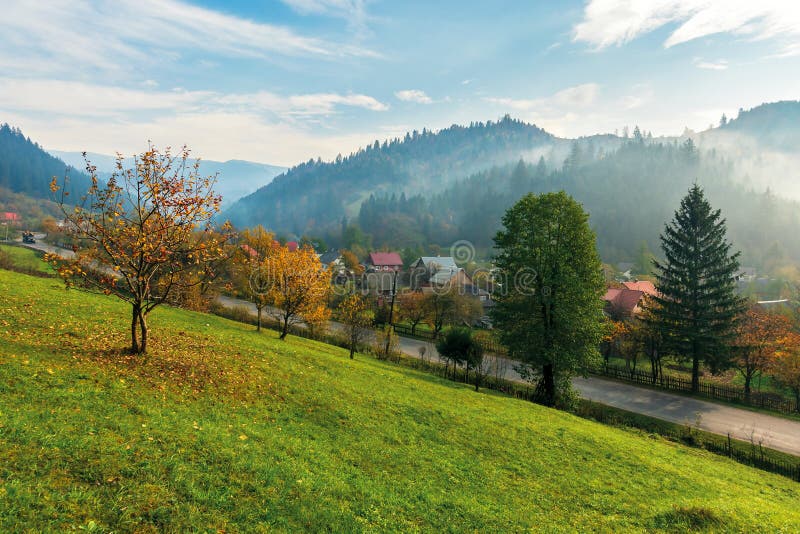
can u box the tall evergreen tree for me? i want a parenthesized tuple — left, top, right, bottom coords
(492, 191, 606, 406)
(651, 185, 745, 392)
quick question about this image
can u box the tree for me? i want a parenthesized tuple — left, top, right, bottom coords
(340, 249, 363, 275)
(492, 191, 606, 406)
(396, 291, 429, 335)
(236, 225, 275, 332)
(49, 146, 232, 354)
(435, 327, 484, 389)
(263, 244, 330, 340)
(636, 295, 665, 384)
(772, 332, 800, 412)
(652, 185, 745, 392)
(733, 305, 791, 401)
(425, 288, 481, 338)
(337, 293, 372, 358)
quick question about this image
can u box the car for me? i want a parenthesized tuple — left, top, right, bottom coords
(22, 231, 36, 244)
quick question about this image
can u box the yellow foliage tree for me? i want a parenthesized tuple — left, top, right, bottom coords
(235, 225, 275, 332)
(337, 293, 372, 358)
(264, 244, 330, 340)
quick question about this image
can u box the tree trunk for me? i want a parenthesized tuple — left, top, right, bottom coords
(138, 308, 148, 354)
(130, 303, 140, 354)
(280, 316, 289, 340)
(744, 373, 752, 403)
(257, 306, 262, 332)
(691, 356, 700, 393)
(542, 363, 555, 406)
(349, 333, 355, 359)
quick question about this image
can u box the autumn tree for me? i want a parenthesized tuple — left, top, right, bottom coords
(636, 295, 666, 384)
(436, 327, 485, 390)
(337, 293, 372, 358)
(773, 332, 800, 412)
(396, 290, 429, 335)
(263, 244, 330, 340)
(492, 191, 606, 407)
(425, 288, 482, 338)
(733, 306, 791, 401)
(340, 249, 364, 275)
(49, 146, 232, 354)
(235, 225, 275, 331)
(652, 185, 745, 392)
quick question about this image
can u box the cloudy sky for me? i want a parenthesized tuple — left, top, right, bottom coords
(1, 0, 798, 166)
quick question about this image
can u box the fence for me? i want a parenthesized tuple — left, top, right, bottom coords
(392, 323, 510, 356)
(595, 364, 798, 414)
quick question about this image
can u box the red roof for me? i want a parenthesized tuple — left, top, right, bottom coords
(368, 252, 403, 266)
(622, 280, 658, 296)
(2, 212, 20, 221)
(286, 241, 299, 252)
(603, 287, 644, 315)
(240, 244, 258, 258)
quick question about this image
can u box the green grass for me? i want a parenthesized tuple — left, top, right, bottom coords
(0, 243, 53, 274)
(1, 269, 800, 532)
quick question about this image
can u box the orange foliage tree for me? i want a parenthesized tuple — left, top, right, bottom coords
(733, 305, 792, 400)
(49, 146, 233, 354)
(263, 244, 330, 340)
(235, 225, 275, 332)
(773, 332, 800, 412)
(396, 290, 429, 336)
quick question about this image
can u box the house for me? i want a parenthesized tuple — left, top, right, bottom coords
(616, 262, 635, 280)
(286, 241, 299, 252)
(367, 251, 403, 272)
(1, 212, 21, 225)
(318, 250, 343, 268)
(411, 256, 460, 287)
(602, 287, 645, 318)
(736, 267, 757, 282)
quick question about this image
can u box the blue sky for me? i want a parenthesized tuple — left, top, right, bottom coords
(0, 0, 798, 165)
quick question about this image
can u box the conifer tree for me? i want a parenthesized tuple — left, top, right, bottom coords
(652, 185, 745, 391)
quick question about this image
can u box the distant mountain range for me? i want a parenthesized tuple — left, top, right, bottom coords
(50, 151, 286, 207)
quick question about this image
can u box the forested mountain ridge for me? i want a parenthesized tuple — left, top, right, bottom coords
(0, 124, 92, 201)
(224, 116, 557, 233)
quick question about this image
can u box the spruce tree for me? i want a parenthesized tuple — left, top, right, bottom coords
(652, 185, 745, 392)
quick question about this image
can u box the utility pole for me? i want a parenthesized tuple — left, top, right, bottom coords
(384, 269, 399, 357)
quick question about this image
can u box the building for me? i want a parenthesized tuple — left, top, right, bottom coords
(621, 280, 658, 297)
(603, 287, 645, 318)
(367, 251, 403, 272)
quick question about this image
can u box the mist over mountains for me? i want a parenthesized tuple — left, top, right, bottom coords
(223, 101, 800, 268)
(50, 151, 286, 208)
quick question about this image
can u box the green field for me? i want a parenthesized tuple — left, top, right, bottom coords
(1, 269, 799, 532)
(0, 243, 53, 274)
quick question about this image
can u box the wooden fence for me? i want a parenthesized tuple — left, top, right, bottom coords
(595, 365, 798, 414)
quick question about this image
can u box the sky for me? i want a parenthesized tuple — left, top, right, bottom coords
(0, 0, 798, 166)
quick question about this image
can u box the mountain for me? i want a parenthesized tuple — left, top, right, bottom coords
(0, 124, 92, 201)
(50, 150, 286, 207)
(224, 116, 559, 234)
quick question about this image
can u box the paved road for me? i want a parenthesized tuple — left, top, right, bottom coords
(15, 241, 800, 456)
(218, 294, 800, 456)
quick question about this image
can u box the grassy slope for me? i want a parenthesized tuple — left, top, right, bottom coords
(0, 244, 53, 274)
(0, 269, 799, 532)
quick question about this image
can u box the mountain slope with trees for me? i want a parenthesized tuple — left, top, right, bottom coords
(224, 116, 557, 234)
(0, 124, 92, 201)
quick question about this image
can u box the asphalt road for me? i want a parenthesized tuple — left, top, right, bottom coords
(14, 241, 800, 456)
(218, 294, 800, 456)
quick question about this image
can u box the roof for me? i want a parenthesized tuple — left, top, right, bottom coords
(415, 256, 458, 271)
(2, 212, 20, 221)
(603, 287, 644, 315)
(318, 250, 341, 265)
(368, 251, 403, 266)
(286, 241, 299, 252)
(240, 244, 258, 258)
(622, 280, 658, 296)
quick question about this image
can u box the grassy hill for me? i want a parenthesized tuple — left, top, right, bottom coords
(1, 269, 799, 532)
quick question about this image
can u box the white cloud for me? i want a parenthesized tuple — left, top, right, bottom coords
(0, 0, 378, 78)
(573, 0, 800, 56)
(394, 89, 433, 104)
(484, 83, 599, 112)
(694, 58, 729, 70)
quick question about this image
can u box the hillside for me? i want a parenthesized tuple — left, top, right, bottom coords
(51, 150, 286, 208)
(224, 116, 557, 234)
(1, 267, 799, 531)
(0, 124, 92, 201)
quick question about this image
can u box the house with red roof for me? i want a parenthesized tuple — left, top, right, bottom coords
(602, 287, 645, 319)
(367, 251, 403, 272)
(1, 212, 21, 225)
